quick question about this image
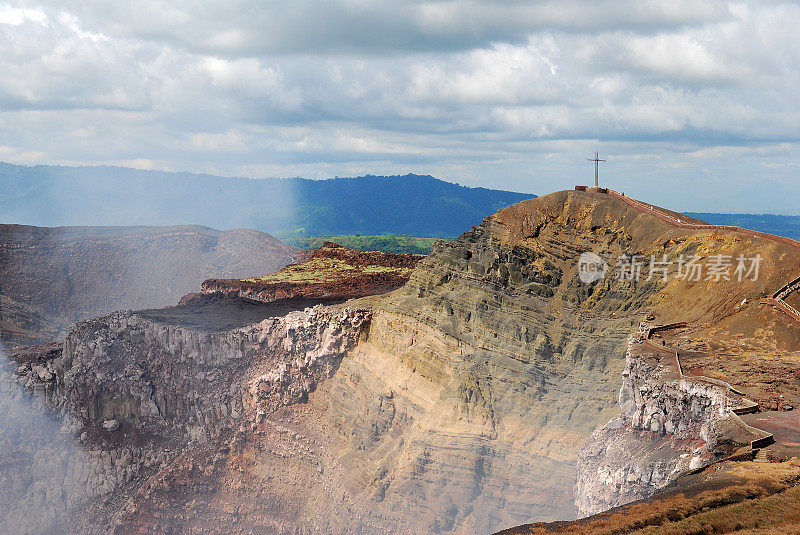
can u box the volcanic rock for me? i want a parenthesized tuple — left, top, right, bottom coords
(201, 241, 423, 303)
(102, 420, 120, 432)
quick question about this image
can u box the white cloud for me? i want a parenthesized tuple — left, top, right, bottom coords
(0, 5, 46, 25)
(625, 33, 744, 83)
(0, 0, 798, 212)
(189, 130, 246, 151)
(14, 0, 734, 55)
(116, 158, 155, 170)
(687, 142, 793, 160)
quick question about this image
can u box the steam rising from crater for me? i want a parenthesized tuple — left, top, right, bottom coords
(0, 343, 92, 534)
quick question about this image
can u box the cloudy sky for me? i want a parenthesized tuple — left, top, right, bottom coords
(1, 0, 799, 212)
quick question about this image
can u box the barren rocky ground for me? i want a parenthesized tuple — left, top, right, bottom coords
(498, 459, 800, 534)
(202, 241, 423, 303)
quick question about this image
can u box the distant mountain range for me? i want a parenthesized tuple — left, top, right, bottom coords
(1, 162, 797, 241)
(685, 212, 800, 241)
(0, 163, 534, 239)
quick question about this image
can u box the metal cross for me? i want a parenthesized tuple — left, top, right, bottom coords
(586, 152, 606, 187)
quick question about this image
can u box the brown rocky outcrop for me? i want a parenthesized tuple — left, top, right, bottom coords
(201, 241, 423, 303)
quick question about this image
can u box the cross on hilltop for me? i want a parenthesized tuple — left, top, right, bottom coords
(587, 152, 606, 187)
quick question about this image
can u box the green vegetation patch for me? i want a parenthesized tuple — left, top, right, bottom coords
(243, 256, 414, 284)
(285, 234, 441, 255)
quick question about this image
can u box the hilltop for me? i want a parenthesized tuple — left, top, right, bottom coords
(494, 188, 800, 533)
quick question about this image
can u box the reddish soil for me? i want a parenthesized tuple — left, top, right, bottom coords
(742, 411, 800, 445)
(201, 242, 423, 304)
(785, 290, 800, 311)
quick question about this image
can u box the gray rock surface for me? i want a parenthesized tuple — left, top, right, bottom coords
(1, 305, 368, 533)
(574, 333, 755, 516)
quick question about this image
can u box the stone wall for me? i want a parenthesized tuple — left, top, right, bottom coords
(606, 190, 800, 250)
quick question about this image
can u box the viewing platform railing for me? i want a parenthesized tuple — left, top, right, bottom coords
(640, 321, 774, 450)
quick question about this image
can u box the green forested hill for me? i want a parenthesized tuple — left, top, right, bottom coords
(286, 234, 439, 254)
(0, 163, 533, 239)
(2, 162, 797, 243)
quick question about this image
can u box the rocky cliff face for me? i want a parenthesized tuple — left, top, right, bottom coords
(3, 304, 369, 533)
(0, 357, 103, 534)
(329, 218, 646, 530)
(0, 224, 301, 346)
(2, 191, 658, 533)
(573, 330, 754, 515)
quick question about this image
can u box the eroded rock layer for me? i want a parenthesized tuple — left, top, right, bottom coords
(0, 191, 664, 533)
(574, 330, 758, 516)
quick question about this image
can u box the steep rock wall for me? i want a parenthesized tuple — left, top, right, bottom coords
(9, 190, 791, 533)
(3, 305, 369, 532)
(100, 194, 657, 534)
(276, 204, 671, 532)
(16, 306, 368, 441)
(574, 334, 755, 516)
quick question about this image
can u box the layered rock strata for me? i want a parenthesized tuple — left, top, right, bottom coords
(3, 191, 657, 533)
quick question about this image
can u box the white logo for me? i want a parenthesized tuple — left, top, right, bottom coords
(578, 252, 608, 284)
